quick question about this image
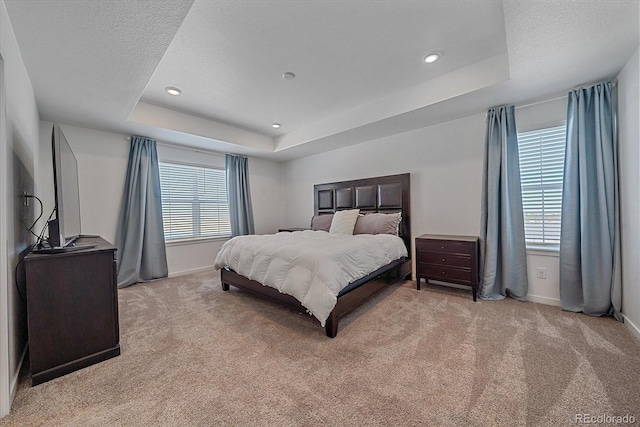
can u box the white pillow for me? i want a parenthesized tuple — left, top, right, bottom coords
(329, 209, 360, 234)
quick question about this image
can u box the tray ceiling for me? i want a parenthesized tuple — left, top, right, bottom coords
(4, 0, 638, 160)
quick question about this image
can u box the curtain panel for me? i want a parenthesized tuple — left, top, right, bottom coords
(559, 82, 622, 321)
(115, 136, 168, 288)
(479, 105, 529, 300)
(225, 154, 255, 237)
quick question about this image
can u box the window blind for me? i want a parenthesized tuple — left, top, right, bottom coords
(159, 162, 231, 240)
(518, 125, 566, 246)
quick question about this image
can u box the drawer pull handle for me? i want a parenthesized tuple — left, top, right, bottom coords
(442, 271, 446, 275)
(442, 258, 446, 262)
(441, 246, 445, 250)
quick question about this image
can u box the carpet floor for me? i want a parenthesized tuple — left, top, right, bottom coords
(1, 270, 639, 426)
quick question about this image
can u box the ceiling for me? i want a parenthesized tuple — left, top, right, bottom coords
(4, 0, 639, 161)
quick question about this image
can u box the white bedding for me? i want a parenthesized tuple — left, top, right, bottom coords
(213, 230, 407, 326)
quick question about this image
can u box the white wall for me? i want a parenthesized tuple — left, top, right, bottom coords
(0, 0, 40, 416)
(281, 113, 485, 238)
(281, 97, 567, 305)
(37, 123, 284, 276)
(37, 122, 131, 241)
(617, 47, 640, 339)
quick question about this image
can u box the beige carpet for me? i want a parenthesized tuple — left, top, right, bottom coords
(2, 270, 639, 426)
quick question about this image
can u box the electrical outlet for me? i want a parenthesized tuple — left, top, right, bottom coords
(536, 267, 547, 279)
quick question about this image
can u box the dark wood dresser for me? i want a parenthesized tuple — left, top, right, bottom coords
(415, 234, 479, 301)
(24, 236, 120, 385)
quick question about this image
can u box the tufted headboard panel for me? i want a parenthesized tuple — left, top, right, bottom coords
(313, 173, 411, 255)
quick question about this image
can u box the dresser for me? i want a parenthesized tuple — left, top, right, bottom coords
(24, 236, 120, 385)
(415, 234, 479, 301)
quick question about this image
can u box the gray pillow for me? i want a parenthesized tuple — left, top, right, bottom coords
(310, 214, 334, 232)
(354, 212, 401, 236)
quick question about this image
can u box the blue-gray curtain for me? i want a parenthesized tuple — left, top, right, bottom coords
(479, 105, 529, 300)
(225, 154, 254, 237)
(115, 136, 168, 288)
(560, 82, 622, 321)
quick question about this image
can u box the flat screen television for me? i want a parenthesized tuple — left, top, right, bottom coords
(47, 124, 82, 248)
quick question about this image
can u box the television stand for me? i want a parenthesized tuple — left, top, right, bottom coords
(23, 236, 120, 385)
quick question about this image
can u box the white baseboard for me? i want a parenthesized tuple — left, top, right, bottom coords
(526, 294, 561, 306)
(623, 314, 640, 342)
(168, 265, 216, 278)
(9, 343, 27, 405)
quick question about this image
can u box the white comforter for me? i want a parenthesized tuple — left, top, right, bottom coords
(214, 230, 407, 326)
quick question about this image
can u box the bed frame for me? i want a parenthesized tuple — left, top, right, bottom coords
(221, 173, 412, 337)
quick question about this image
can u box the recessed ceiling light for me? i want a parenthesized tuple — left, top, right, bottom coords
(282, 72, 296, 80)
(165, 86, 182, 96)
(272, 123, 281, 129)
(424, 53, 440, 64)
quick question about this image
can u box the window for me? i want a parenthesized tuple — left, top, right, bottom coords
(159, 162, 230, 241)
(518, 125, 566, 247)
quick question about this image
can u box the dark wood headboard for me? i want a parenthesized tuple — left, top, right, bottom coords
(314, 173, 411, 255)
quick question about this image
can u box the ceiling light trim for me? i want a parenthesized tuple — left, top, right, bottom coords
(424, 52, 441, 64)
(165, 86, 182, 96)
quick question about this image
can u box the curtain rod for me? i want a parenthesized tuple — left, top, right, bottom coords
(156, 141, 226, 157)
(515, 79, 618, 111)
(515, 94, 567, 110)
(124, 136, 226, 157)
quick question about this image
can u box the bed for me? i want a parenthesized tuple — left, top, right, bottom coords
(215, 173, 412, 337)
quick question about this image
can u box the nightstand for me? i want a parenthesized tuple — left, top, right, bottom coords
(415, 234, 479, 301)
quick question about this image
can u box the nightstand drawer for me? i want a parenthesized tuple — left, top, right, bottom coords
(419, 265, 473, 284)
(418, 252, 471, 268)
(415, 239, 473, 255)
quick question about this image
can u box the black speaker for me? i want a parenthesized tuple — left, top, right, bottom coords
(47, 218, 60, 248)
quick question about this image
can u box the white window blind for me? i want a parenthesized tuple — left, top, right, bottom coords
(518, 125, 566, 246)
(159, 162, 230, 241)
